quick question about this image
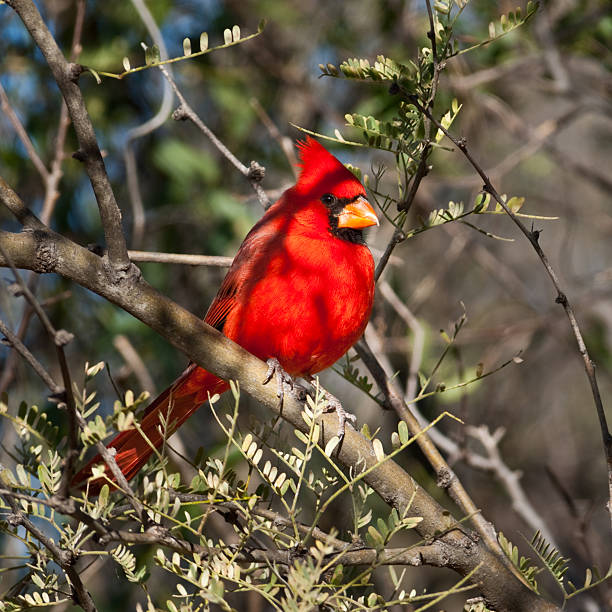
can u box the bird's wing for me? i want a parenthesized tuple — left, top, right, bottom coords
(204, 209, 283, 333)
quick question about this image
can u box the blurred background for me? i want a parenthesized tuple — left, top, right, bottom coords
(1, 0, 611, 609)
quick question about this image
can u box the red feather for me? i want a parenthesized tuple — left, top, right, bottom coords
(74, 138, 376, 493)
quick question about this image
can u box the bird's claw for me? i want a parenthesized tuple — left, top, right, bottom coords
(323, 391, 357, 440)
(263, 358, 294, 407)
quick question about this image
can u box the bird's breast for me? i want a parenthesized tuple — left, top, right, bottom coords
(225, 232, 374, 376)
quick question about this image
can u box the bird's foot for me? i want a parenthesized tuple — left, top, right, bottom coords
(322, 390, 357, 440)
(263, 358, 294, 407)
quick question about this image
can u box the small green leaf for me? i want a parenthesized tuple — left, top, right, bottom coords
(373, 438, 385, 461)
(398, 420, 409, 444)
(200, 32, 208, 51)
(324, 436, 340, 456)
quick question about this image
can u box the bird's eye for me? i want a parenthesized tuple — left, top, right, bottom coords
(321, 193, 336, 205)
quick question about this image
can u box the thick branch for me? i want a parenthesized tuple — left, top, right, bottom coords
(8, 0, 130, 272)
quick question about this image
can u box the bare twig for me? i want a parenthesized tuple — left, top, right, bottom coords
(8, 0, 131, 272)
(377, 281, 425, 402)
(0, 176, 45, 230)
(0, 317, 62, 395)
(40, 0, 85, 227)
(124, 0, 174, 248)
(449, 53, 542, 91)
(467, 424, 558, 547)
(158, 65, 270, 209)
(113, 334, 156, 396)
(534, 3, 570, 93)
(250, 97, 300, 178)
(375, 228, 406, 281)
(408, 396, 558, 546)
(0, 1, 84, 397)
(128, 250, 232, 267)
(478, 94, 612, 195)
(431, 102, 584, 189)
(424, 0, 438, 66)
(0, 81, 49, 181)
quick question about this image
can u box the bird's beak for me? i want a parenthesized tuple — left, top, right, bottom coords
(337, 196, 379, 229)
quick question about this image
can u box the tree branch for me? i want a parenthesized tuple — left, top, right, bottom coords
(158, 65, 270, 209)
(3, 496, 97, 611)
(0, 81, 49, 182)
(354, 337, 506, 560)
(405, 91, 612, 530)
(8, 0, 131, 273)
(128, 250, 232, 267)
(0, 316, 62, 395)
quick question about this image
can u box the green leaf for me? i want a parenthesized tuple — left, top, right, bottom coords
(398, 420, 409, 444)
(200, 32, 208, 52)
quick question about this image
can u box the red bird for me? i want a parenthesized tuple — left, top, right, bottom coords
(74, 137, 378, 492)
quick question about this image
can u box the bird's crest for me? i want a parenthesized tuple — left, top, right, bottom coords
(295, 137, 364, 198)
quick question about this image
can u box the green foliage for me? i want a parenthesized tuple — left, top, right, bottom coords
(498, 530, 612, 605)
(111, 544, 147, 583)
(527, 530, 612, 601)
(0, 367, 470, 611)
(301, 0, 552, 244)
(498, 531, 540, 592)
(457, 2, 540, 55)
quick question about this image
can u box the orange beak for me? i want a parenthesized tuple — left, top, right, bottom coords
(337, 196, 379, 229)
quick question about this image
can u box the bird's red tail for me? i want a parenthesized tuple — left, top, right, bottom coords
(73, 366, 228, 494)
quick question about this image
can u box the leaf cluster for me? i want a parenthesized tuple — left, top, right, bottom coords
(0, 369, 472, 611)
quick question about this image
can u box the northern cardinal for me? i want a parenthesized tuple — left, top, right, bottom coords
(74, 137, 378, 492)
